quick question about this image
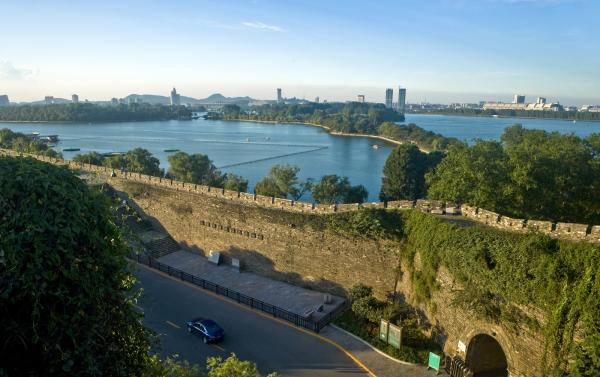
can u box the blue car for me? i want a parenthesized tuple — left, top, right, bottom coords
(186, 318, 225, 343)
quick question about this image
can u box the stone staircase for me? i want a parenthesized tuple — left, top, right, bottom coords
(143, 234, 181, 259)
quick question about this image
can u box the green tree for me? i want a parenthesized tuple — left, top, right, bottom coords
(380, 144, 433, 201)
(0, 156, 151, 376)
(73, 151, 106, 165)
(312, 174, 368, 204)
(223, 173, 249, 192)
(254, 164, 311, 200)
(206, 354, 279, 377)
(426, 141, 510, 211)
(167, 152, 224, 186)
(504, 128, 596, 222)
(103, 148, 162, 176)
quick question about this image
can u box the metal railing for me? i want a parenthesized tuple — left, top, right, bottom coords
(132, 253, 347, 333)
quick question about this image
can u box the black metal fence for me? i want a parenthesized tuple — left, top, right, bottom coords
(133, 253, 347, 333)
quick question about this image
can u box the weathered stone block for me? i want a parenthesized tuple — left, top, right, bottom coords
(360, 202, 385, 209)
(223, 189, 240, 200)
(415, 199, 432, 212)
(239, 192, 256, 202)
(336, 203, 360, 212)
(477, 209, 500, 225)
(255, 194, 274, 206)
(554, 222, 589, 239)
(445, 203, 461, 215)
(461, 204, 478, 219)
(314, 203, 336, 213)
(273, 197, 293, 208)
(588, 225, 600, 243)
(527, 220, 553, 234)
(499, 216, 526, 231)
(386, 200, 415, 209)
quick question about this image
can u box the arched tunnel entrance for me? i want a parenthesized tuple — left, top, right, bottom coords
(466, 334, 509, 377)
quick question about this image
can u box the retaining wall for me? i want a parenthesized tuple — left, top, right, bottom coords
(2, 149, 597, 244)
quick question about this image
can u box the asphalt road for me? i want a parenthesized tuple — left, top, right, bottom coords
(134, 265, 368, 377)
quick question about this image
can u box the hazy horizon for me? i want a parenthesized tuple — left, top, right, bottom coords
(2, 0, 599, 106)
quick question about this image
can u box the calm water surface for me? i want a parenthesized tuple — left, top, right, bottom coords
(3, 114, 599, 201)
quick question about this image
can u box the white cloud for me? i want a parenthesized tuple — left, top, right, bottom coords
(0, 61, 37, 80)
(242, 21, 285, 32)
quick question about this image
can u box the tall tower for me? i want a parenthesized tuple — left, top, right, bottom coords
(357, 95, 365, 103)
(385, 88, 393, 109)
(397, 87, 406, 113)
(0, 95, 9, 107)
(513, 94, 525, 104)
(277, 88, 282, 103)
(72, 94, 79, 104)
(170, 88, 180, 106)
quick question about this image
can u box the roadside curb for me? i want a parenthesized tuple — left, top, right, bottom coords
(328, 324, 418, 366)
(133, 262, 378, 377)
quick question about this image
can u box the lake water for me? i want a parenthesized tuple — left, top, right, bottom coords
(2, 114, 599, 201)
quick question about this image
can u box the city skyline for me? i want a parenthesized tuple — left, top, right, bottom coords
(1, 0, 599, 105)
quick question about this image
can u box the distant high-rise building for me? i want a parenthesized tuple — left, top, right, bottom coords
(44, 96, 54, 105)
(277, 88, 282, 103)
(315, 96, 320, 103)
(536, 97, 547, 104)
(385, 88, 393, 108)
(513, 95, 525, 104)
(170, 88, 181, 106)
(397, 87, 406, 113)
(72, 94, 79, 104)
(0, 95, 9, 107)
(357, 95, 365, 103)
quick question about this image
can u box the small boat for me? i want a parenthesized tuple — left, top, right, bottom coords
(62, 148, 80, 152)
(265, 137, 271, 141)
(573, 120, 577, 123)
(102, 152, 125, 157)
(246, 137, 250, 142)
(164, 149, 180, 153)
(492, 114, 499, 118)
(372, 144, 380, 150)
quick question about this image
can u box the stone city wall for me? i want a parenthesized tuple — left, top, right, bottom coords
(2, 149, 598, 244)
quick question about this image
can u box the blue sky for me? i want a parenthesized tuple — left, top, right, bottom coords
(1, 0, 599, 105)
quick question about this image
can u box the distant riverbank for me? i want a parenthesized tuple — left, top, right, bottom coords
(409, 111, 600, 123)
(216, 118, 429, 152)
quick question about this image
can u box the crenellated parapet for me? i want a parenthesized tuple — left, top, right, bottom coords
(2, 148, 597, 244)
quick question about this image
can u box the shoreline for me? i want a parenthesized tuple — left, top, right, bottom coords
(216, 118, 429, 152)
(0, 117, 190, 125)
(408, 112, 600, 123)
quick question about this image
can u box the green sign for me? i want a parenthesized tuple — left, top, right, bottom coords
(428, 352, 441, 372)
(388, 323, 402, 349)
(379, 319, 389, 342)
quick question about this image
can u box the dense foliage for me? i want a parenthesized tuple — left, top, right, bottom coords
(397, 209, 600, 376)
(0, 157, 151, 376)
(166, 152, 225, 186)
(334, 283, 442, 364)
(426, 125, 600, 223)
(413, 107, 600, 122)
(104, 148, 164, 176)
(377, 122, 460, 152)
(220, 102, 403, 134)
(311, 174, 368, 204)
(217, 103, 462, 152)
(0, 103, 192, 122)
(254, 164, 312, 200)
(0, 128, 61, 158)
(379, 144, 443, 201)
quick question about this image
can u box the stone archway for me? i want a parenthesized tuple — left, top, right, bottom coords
(466, 334, 509, 377)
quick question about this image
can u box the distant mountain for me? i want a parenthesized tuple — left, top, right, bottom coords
(123, 93, 252, 106)
(17, 93, 255, 107)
